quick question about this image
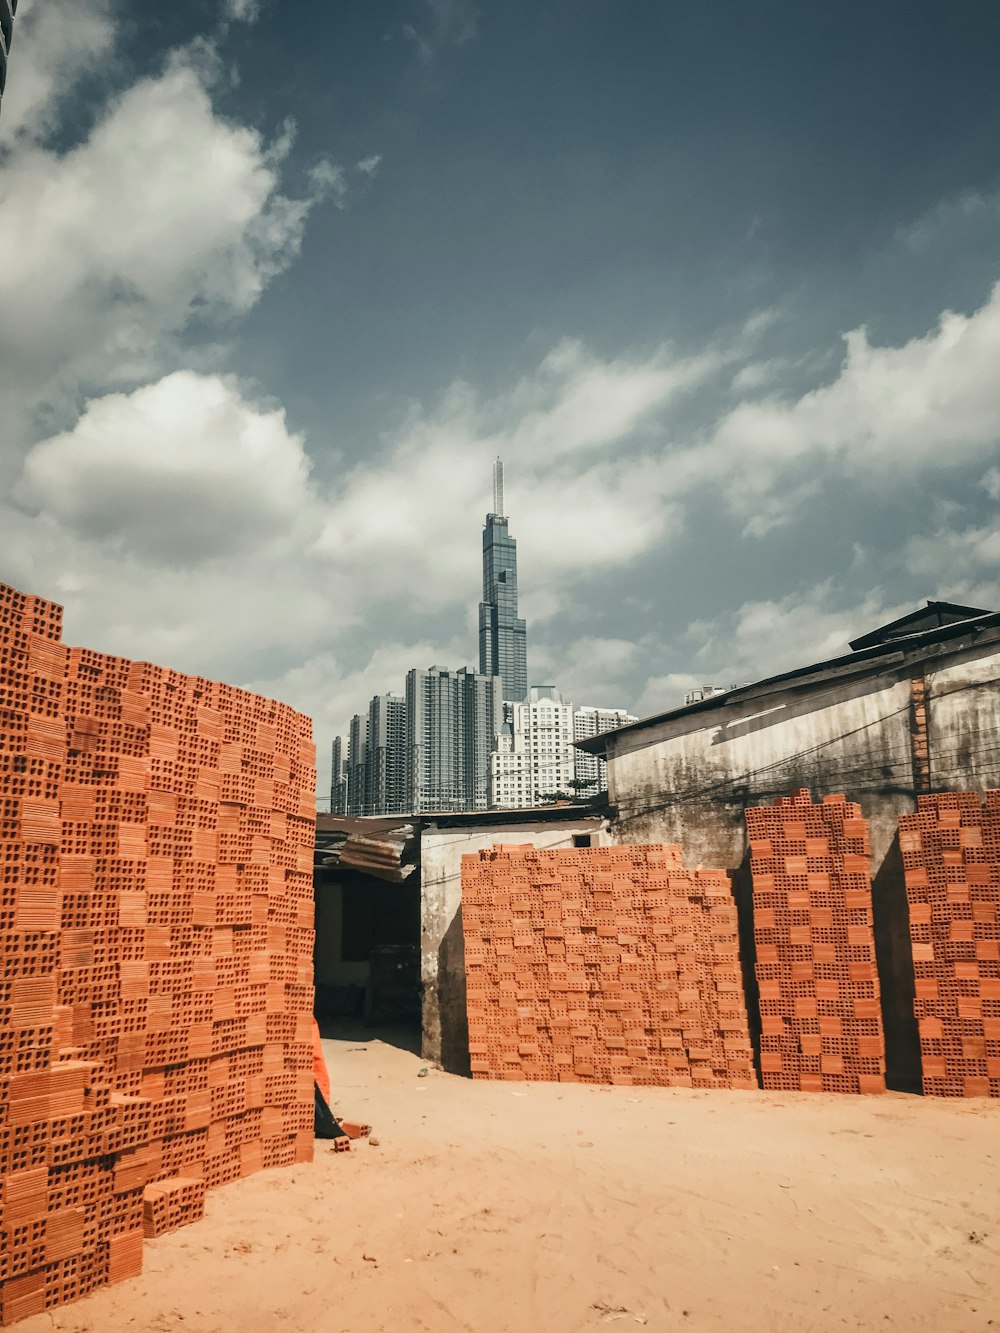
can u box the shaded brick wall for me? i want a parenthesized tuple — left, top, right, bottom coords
(457, 779, 1000, 1103)
(747, 791, 886, 1094)
(0, 581, 316, 1325)
(461, 844, 755, 1088)
(902, 791, 1000, 1097)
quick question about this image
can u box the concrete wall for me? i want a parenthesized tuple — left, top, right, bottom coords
(608, 642, 1000, 858)
(420, 819, 608, 1071)
(601, 636, 1000, 1089)
(926, 654, 1000, 791)
(606, 673, 916, 865)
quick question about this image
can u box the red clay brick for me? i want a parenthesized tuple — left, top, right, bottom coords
(0, 579, 317, 1325)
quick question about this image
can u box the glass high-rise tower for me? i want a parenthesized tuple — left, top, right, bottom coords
(404, 666, 501, 812)
(478, 459, 527, 703)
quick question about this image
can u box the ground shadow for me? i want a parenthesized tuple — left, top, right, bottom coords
(437, 906, 472, 1077)
(730, 847, 763, 1084)
(871, 830, 922, 1092)
(318, 1015, 422, 1058)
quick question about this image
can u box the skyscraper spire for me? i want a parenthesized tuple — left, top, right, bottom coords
(493, 456, 505, 518)
(479, 461, 527, 702)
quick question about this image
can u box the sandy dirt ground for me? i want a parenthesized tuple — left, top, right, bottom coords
(18, 1023, 1000, 1333)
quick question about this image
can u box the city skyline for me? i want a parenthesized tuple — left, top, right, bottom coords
(3, 4, 1000, 806)
(336, 684, 638, 817)
(332, 463, 636, 814)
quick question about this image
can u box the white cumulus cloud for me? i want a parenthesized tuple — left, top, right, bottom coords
(0, 0, 116, 140)
(702, 282, 1000, 518)
(0, 36, 337, 459)
(313, 339, 708, 617)
(17, 372, 319, 563)
(223, 0, 261, 23)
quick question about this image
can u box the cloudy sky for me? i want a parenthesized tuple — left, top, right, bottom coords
(3, 0, 1000, 800)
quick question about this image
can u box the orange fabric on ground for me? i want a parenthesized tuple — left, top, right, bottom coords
(312, 1018, 331, 1104)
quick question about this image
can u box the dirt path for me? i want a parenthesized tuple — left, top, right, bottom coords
(22, 1024, 1000, 1333)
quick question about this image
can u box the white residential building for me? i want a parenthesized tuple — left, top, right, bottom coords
(490, 686, 575, 807)
(572, 705, 638, 794)
(490, 689, 636, 808)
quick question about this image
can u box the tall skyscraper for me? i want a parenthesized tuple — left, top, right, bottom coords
(329, 464, 634, 816)
(0, 0, 18, 117)
(346, 713, 367, 816)
(405, 665, 502, 812)
(478, 458, 528, 703)
(330, 736, 347, 814)
(365, 693, 407, 815)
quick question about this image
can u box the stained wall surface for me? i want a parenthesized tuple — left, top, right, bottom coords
(0, 581, 316, 1325)
(603, 638, 1000, 863)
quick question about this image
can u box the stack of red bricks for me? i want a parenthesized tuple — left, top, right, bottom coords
(461, 843, 756, 1088)
(0, 580, 316, 1325)
(901, 791, 1000, 1097)
(747, 790, 885, 1093)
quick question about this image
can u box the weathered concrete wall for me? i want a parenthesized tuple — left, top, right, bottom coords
(608, 641, 1000, 863)
(420, 819, 608, 1071)
(602, 638, 1000, 1090)
(926, 654, 1000, 791)
(607, 673, 914, 867)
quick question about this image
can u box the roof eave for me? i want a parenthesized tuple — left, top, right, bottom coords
(576, 611, 1000, 759)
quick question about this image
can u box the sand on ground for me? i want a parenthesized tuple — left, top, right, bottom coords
(17, 1022, 1000, 1333)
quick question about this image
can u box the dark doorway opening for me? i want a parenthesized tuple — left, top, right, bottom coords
(314, 867, 421, 1055)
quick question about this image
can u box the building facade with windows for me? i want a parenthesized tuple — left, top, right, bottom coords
(490, 690, 636, 808)
(346, 713, 367, 816)
(330, 736, 347, 814)
(490, 687, 575, 808)
(365, 693, 407, 815)
(334, 669, 503, 817)
(406, 665, 502, 812)
(572, 705, 638, 794)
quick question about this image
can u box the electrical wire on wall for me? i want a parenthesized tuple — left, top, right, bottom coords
(615, 673, 1000, 828)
